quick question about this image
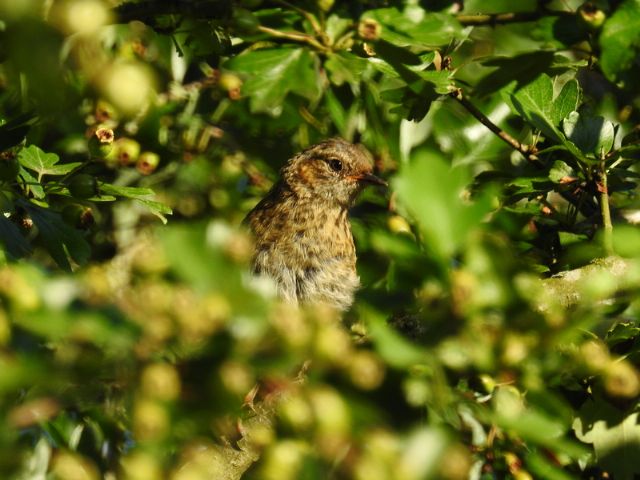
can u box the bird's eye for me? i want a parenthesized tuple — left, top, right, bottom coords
(328, 159, 343, 172)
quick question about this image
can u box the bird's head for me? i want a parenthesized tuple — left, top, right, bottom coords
(281, 138, 386, 206)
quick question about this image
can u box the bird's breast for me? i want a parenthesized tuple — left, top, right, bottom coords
(249, 200, 359, 310)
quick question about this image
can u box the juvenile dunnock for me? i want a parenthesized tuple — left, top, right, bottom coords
(245, 138, 385, 311)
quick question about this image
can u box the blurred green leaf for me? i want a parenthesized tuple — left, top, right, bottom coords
(363, 7, 464, 48)
(324, 51, 370, 86)
(21, 201, 90, 270)
(0, 112, 37, 151)
(393, 149, 493, 260)
(574, 398, 640, 480)
(475, 51, 556, 97)
(365, 309, 426, 368)
(599, 0, 640, 82)
(0, 215, 31, 259)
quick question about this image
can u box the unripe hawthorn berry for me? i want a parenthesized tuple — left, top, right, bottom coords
(136, 151, 160, 175)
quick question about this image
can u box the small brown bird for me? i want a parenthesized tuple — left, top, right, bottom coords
(245, 138, 386, 311)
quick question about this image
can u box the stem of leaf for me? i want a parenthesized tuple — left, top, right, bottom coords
(599, 160, 613, 255)
(274, 0, 324, 40)
(257, 26, 329, 53)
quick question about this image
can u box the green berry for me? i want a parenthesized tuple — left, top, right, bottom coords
(62, 204, 94, 229)
(88, 127, 114, 159)
(136, 151, 160, 175)
(68, 174, 98, 199)
(578, 3, 606, 30)
(115, 138, 141, 166)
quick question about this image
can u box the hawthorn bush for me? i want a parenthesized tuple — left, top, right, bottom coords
(1, 0, 640, 479)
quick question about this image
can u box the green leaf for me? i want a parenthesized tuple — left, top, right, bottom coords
(21, 201, 90, 271)
(606, 322, 640, 346)
(136, 198, 172, 224)
(363, 7, 464, 48)
(18, 145, 80, 177)
(393, 149, 493, 260)
(19, 166, 45, 199)
(98, 183, 155, 199)
(599, 0, 640, 82)
(574, 398, 640, 480)
(372, 42, 452, 121)
(548, 160, 574, 183)
(225, 48, 322, 116)
(475, 51, 556, 97)
(510, 74, 587, 161)
(325, 51, 370, 86)
(551, 79, 580, 125)
(562, 111, 615, 157)
(365, 308, 426, 368)
(99, 183, 172, 222)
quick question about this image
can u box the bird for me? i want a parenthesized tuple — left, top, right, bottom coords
(244, 138, 386, 311)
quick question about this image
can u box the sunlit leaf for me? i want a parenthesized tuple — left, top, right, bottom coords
(225, 48, 322, 116)
(574, 398, 640, 480)
(599, 0, 640, 82)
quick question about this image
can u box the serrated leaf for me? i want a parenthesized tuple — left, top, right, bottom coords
(325, 51, 370, 86)
(510, 74, 587, 161)
(225, 48, 322, 116)
(21, 201, 90, 271)
(574, 398, 640, 480)
(18, 145, 59, 175)
(562, 111, 615, 157)
(599, 0, 640, 82)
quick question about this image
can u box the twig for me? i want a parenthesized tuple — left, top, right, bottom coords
(455, 10, 573, 26)
(599, 161, 614, 255)
(449, 88, 537, 162)
(257, 26, 329, 52)
(274, 0, 324, 39)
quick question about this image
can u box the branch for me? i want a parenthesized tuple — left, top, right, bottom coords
(257, 25, 329, 52)
(455, 10, 573, 26)
(449, 88, 538, 162)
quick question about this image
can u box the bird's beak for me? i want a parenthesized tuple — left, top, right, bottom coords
(355, 172, 387, 187)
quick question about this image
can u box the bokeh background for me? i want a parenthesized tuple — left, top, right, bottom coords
(1, 0, 640, 478)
